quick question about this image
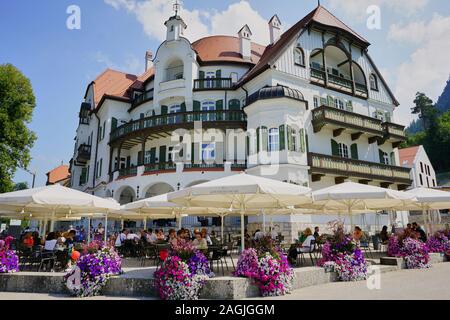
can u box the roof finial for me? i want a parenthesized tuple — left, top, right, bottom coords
(173, 0, 181, 16)
(318, 0, 321, 6)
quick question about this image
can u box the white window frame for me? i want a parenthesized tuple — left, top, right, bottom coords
(268, 128, 280, 152)
(291, 129, 297, 152)
(313, 96, 319, 108)
(202, 100, 216, 121)
(205, 71, 216, 89)
(334, 98, 344, 110)
(338, 143, 349, 158)
(202, 142, 216, 161)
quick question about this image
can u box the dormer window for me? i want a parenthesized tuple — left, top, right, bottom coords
(370, 73, 378, 91)
(294, 47, 305, 67)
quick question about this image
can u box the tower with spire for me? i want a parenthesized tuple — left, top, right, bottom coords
(165, 0, 187, 41)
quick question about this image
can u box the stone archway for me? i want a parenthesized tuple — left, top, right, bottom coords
(144, 182, 175, 199)
(118, 186, 135, 205)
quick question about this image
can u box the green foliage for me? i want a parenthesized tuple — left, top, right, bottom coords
(411, 92, 438, 130)
(0, 64, 36, 193)
(13, 182, 29, 191)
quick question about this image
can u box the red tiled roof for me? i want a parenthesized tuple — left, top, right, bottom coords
(129, 67, 155, 91)
(399, 146, 420, 167)
(192, 35, 266, 64)
(46, 165, 71, 185)
(90, 69, 138, 105)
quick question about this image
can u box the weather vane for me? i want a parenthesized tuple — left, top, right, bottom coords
(173, 0, 181, 16)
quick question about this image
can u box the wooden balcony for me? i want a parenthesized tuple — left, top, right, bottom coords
(312, 105, 384, 139)
(143, 162, 176, 175)
(131, 90, 154, 109)
(310, 68, 368, 99)
(118, 166, 138, 179)
(193, 78, 232, 91)
(76, 144, 91, 164)
(382, 122, 406, 147)
(109, 110, 247, 149)
(308, 153, 412, 185)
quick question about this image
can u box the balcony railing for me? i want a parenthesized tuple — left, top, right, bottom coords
(144, 162, 177, 174)
(184, 162, 225, 170)
(382, 122, 406, 142)
(110, 110, 246, 144)
(327, 73, 353, 91)
(312, 105, 383, 136)
(231, 161, 247, 171)
(308, 153, 412, 184)
(310, 68, 369, 99)
(193, 78, 233, 91)
(310, 68, 325, 82)
(355, 83, 369, 98)
(76, 144, 91, 163)
(159, 78, 185, 92)
(131, 90, 154, 108)
(118, 166, 138, 178)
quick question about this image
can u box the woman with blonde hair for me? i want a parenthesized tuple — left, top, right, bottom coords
(288, 227, 316, 265)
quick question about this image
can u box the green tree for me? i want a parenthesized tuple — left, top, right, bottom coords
(14, 181, 29, 191)
(411, 92, 437, 130)
(0, 64, 36, 193)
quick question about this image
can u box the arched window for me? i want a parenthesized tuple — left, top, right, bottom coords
(369, 74, 378, 91)
(268, 128, 280, 152)
(228, 99, 241, 111)
(294, 47, 305, 67)
(338, 143, 349, 158)
(202, 100, 216, 121)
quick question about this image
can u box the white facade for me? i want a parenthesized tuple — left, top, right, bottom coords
(400, 146, 437, 188)
(69, 7, 411, 240)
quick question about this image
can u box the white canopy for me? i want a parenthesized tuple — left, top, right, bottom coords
(404, 187, 450, 210)
(167, 172, 312, 250)
(309, 182, 417, 213)
(0, 185, 120, 213)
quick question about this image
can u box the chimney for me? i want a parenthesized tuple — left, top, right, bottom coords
(145, 50, 153, 71)
(238, 24, 252, 61)
(269, 15, 281, 44)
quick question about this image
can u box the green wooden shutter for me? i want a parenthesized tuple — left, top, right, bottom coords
(327, 95, 334, 107)
(193, 101, 200, 111)
(111, 117, 118, 131)
(390, 152, 396, 166)
(379, 149, 385, 164)
(99, 159, 102, 177)
(331, 139, 339, 156)
(346, 101, 353, 112)
(216, 70, 222, 88)
(216, 100, 223, 110)
(180, 102, 186, 112)
(229, 99, 240, 110)
(246, 135, 250, 156)
(279, 125, 285, 150)
(191, 142, 195, 163)
(350, 143, 358, 160)
(138, 151, 143, 166)
(305, 133, 309, 152)
(299, 129, 306, 153)
(385, 112, 391, 123)
(261, 126, 268, 151)
(287, 125, 293, 151)
(199, 71, 205, 89)
(159, 146, 167, 163)
(256, 127, 260, 153)
(150, 148, 156, 163)
(320, 97, 327, 107)
(161, 105, 168, 115)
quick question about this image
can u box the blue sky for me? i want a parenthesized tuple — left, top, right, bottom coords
(1, 0, 449, 187)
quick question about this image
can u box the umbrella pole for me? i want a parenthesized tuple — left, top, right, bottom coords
(177, 215, 182, 230)
(262, 210, 266, 234)
(144, 217, 147, 230)
(87, 217, 91, 243)
(221, 215, 224, 245)
(50, 211, 55, 232)
(121, 219, 124, 230)
(422, 208, 428, 235)
(240, 210, 245, 253)
(104, 214, 108, 243)
(42, 217, 48, 237)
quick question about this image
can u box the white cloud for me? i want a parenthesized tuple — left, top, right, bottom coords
(390, 14, 450, 125)
(104, 0, 272, 44)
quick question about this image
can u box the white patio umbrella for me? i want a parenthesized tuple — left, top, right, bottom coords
(167, 172, 312, 250)
(403, 187, 450, 234)
(307, 182, 417, 229)
(0, 185, 120, 241)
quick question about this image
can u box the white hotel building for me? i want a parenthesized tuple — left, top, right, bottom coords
(69, 5, 411, 239)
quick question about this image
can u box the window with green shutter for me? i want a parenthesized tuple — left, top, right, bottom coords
(159, 146, 167, 163)
(180, 102, 186, 112)
(216, 70, 222, 88)
(287, 125, 293, 151)
(279, 125, 285, 150)
(299, 129, 306, 153)
(346, 101, 353, 112)
(327, 95, 334, 107)
(385, 112, 391, 123)
(320, 97, 327, 107)
(379, 149, 385, 164)
(161, 105, 168, 115)
(193, 101, 201, 121)
(199, 71, 205, 89)
(229, 99, 240, 110)
(331, 139, 339, 156)
(350, 143, 358, 159)
(261, 126, 268, 151)
(216, 100, 223, 110)
(390, 152, 396, 166)
(111, 117, 117, 132)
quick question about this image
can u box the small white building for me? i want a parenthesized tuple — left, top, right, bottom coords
(399, 145, 437, 188)
(68, 4, 412, 240)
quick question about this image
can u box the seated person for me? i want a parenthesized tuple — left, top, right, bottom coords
(146, 229, 157, 243)
(22, 232, 34, 249)
(168, 229, 178, 246)
(44, 232, 58, 251)
(353, 226, 364, 242)
(379, 225, 389, 243)
(192, 232, 208, 250)
(412, 222, 427, 242)
(115, 229, 127, 247)
(201, 228, 212, 246)
(127, 230, 140, 242)
(313, 226, 320, 239)
(254, 229, 265, 241)
(288, 228, 315, 264)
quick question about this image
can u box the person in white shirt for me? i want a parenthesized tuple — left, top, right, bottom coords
(254, 229, 265, 241)
(201, 228, 212, 246)
(126, 230, 140, 241)
(115, 229, 128, 247)
(44, 232, 58, 251)
(270, 227, 278, 240)
(146, 229, 158, 243)
(288, 228, 316, 265)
